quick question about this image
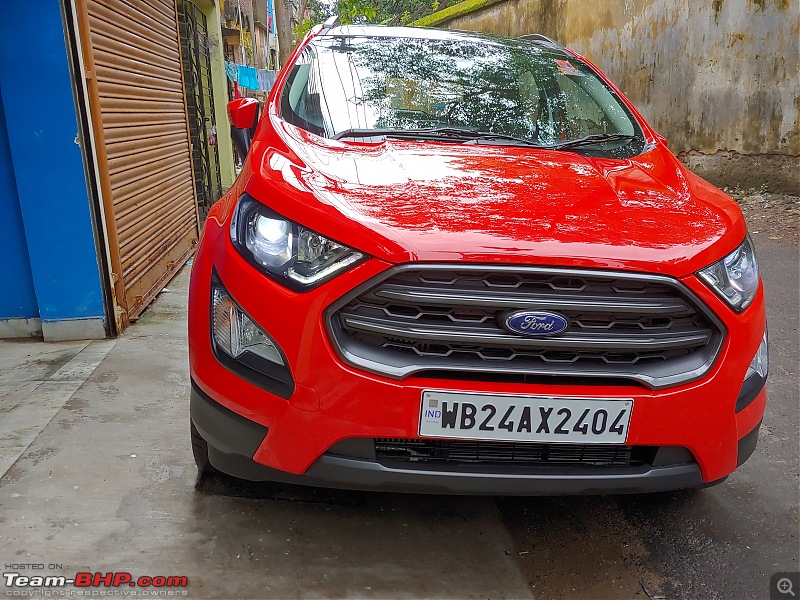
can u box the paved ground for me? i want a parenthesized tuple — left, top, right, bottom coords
(0, 235, 797, 599)
(495, 235, 800, 600)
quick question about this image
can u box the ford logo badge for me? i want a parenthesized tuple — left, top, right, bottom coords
(503, 310, 569, 336)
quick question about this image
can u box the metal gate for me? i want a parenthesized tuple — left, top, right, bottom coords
(74, 0, 199, 330)
(178, 0, 223, 221)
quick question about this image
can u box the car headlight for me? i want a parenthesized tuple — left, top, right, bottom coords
(697, 236, 759, 311)
(230, 194, 366, 290)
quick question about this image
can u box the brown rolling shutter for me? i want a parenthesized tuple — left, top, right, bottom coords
(75, 0, 199, 329)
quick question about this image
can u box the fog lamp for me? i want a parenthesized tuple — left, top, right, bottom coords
(745, 330, 769, 381)
(212, 285, 284, 366)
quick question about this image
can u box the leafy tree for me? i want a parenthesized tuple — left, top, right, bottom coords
(375, 0, 444, 24)
(308, 0, 335, 19)
(293, 0, 333, 42)
(294, 0, 377, 43)
(293, 0, 451, 34)
(338, 0, 378, 23)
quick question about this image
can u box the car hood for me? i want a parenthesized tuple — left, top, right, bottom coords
(246, 120, 746, 277)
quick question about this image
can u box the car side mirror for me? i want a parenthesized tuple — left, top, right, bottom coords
(654, 132, 668, 147)
(228, 98, 260, 158)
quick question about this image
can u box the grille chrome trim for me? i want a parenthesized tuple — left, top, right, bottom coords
(340, 313, 713, 350)
(373, 285, 694, 315)
(325, 264, 726, 390)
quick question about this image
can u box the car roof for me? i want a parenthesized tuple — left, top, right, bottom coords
(317, 24, 568, 54)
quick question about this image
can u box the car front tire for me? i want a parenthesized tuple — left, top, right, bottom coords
(190, 419, 215, 475)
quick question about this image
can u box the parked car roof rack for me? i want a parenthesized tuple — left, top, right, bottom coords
(321, 15, 341, 30)
(518, 33, 564, 49)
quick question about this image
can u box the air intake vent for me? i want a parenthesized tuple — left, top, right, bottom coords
(374, 438, 658, 467)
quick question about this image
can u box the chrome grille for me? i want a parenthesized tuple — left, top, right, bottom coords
(374, 438, 657, 467)
(326, 265, 724, 389)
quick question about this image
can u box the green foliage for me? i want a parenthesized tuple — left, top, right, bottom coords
(293, 17, 316, 41)
(730, 183, 769, 200)
(290, 0, 453, 33)
(337, 0, 378, 23)
(412, 0, 491, 27)
(294, 0, 380, 30)
(308, 0, 335, 20)
(292, 0, 333, 42)
(376, 0, 447, 25)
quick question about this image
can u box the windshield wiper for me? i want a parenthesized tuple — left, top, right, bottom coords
(333, 128, 412, 140)
(547, 133, 636, 151)
(333, 127, 542, 147)
(455, 130, 543, 147)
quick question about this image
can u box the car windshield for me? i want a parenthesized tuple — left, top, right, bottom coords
(279, 33, 646, 157)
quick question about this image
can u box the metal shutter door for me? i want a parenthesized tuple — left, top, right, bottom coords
(76, 0, 198, 328)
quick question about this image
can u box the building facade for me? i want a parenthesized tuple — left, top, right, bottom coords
(0, 0, 236, 341)
(418, 0, 800, 194)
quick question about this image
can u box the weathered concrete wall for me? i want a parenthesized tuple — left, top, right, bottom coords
(437, 0, 800, 193)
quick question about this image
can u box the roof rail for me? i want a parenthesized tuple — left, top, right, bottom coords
(518, 33, 563, 49)
(321, 15, 341, 30)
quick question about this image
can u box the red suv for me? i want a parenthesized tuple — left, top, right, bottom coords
(188, 23, 767, 494)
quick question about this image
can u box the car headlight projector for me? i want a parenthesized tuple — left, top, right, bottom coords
(230, 194, 365, 290)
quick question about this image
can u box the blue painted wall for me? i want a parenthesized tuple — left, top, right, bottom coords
(0, 0, 105, 324)
(0, 94, 38, 319)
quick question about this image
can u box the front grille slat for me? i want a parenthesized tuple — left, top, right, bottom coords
(372, 284, 694, 315)
(374, 438, 649, 467)
(341, 312, 713, 350)
(327, 265, 724, 389)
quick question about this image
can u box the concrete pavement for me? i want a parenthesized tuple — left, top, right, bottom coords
(0, 267, 532, 599)
(0, 338, 115, 478)
(498, 235, 800, 599)
(0, 235, 797, 599)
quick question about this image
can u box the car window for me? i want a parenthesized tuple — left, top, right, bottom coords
(279, 35, 646, 158)
(550, 71, 634, 140)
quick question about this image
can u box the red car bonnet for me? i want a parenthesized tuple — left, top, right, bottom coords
(240, 115, 745, 277)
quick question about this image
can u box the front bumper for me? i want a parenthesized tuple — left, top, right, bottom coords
(188, 216, 768, 492)
(192, 381, 730, 494)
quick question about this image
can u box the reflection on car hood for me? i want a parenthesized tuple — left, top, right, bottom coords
(247, 122, 746, 276)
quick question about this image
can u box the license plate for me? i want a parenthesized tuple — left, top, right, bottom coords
(419, 391, 632, 444)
